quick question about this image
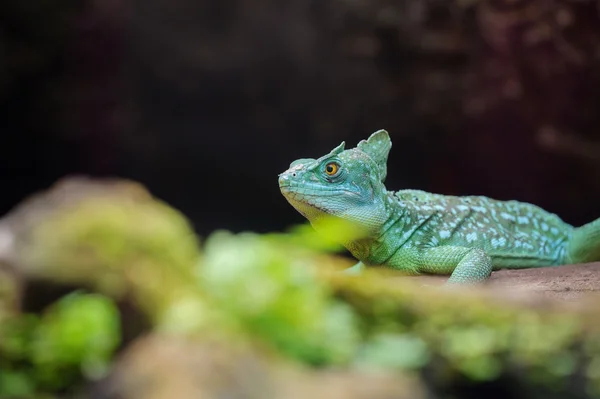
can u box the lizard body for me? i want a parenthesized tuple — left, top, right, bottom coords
(278, 130, 600, 284)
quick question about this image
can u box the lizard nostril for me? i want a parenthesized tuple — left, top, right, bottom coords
(292, 173, 296, 177)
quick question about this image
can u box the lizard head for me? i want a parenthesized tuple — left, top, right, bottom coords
(278, 129, 392, 234)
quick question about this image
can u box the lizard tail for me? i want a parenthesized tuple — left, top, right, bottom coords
(566, 217, 600, 264)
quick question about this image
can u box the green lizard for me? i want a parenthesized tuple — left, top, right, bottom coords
(278, 130, 600, 284)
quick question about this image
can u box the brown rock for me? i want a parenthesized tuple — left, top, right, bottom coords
(92, 334, 422, 399)
(414, 262, 600, 303)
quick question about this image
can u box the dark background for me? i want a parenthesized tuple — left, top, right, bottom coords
(1, 0, 599, 237)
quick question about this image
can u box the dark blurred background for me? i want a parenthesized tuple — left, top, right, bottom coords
(1, 0, 599, 236)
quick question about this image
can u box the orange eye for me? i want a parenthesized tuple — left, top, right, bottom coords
(325, 162, 339, 176)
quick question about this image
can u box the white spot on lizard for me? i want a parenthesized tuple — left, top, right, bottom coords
(466, 232, 477, 242)
(439, 230, 451, 239)
(501, 212, 516, 221)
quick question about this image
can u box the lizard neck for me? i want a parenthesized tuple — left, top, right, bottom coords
(343, 189, 404, 260)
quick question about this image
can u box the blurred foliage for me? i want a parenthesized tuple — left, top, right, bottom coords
(199, 230, 360, 365)
(5, 178, 206, 330)
(1, 177, 600, 399)
(0, 292, 120, 398)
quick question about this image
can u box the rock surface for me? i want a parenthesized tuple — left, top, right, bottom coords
(415, 262, 600, 302)
(92, 334, 422, 399)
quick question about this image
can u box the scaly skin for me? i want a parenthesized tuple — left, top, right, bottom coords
(278, 130, 600, 284)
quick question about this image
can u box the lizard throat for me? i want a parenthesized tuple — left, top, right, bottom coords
(281, 192, 332, 222)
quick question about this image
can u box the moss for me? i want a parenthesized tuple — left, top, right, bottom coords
(16, 182, 207, 330)
(328, 272, 591, 393)
(198, 230, 360, 365)
(0, 292, 121, 397)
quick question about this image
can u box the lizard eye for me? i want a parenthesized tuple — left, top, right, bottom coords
(324, 162, 339, 176)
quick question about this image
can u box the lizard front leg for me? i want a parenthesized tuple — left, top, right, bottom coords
(384, 246, 493, 284)
(345, 246, 493, 284)
(417, 246, 493, 284)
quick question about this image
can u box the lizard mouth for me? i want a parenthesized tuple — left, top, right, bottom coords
(279, 182, 361, 199)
